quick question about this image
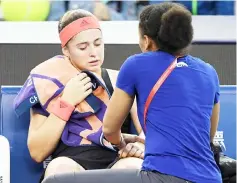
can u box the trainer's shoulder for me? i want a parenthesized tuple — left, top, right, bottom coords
(123, 52, 156, 69)
(188, 55, 216, 73)
(128, 52, 156, 61)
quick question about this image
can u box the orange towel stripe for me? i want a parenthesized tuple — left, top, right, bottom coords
(80, 129, 94, 145)
(76, 100, 94, 113)
(85, 115, 103, 131)
(93, 86, 110, 105)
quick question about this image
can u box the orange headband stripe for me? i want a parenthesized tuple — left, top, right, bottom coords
(59, 16, 101, 47)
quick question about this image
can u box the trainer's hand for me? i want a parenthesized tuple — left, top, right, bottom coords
(122, 133, 145, 144)
(119, 142, 144, 159)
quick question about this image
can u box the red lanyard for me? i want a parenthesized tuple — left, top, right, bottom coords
(143, 58, 177, 132)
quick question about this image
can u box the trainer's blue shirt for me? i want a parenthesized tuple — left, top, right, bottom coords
(116, 51, 221, 183)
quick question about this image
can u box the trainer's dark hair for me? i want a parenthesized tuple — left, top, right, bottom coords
(58, 9, 94, 33)
(139, 2, 193, 55)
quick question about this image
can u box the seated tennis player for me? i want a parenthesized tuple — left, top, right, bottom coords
(14, 9, 145, 183)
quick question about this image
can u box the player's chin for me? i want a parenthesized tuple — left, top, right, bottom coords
(87, 63, 102, 71)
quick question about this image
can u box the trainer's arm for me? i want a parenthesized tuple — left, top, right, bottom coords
(107, 69, 143, 135)
(103, 88, 135, 145)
